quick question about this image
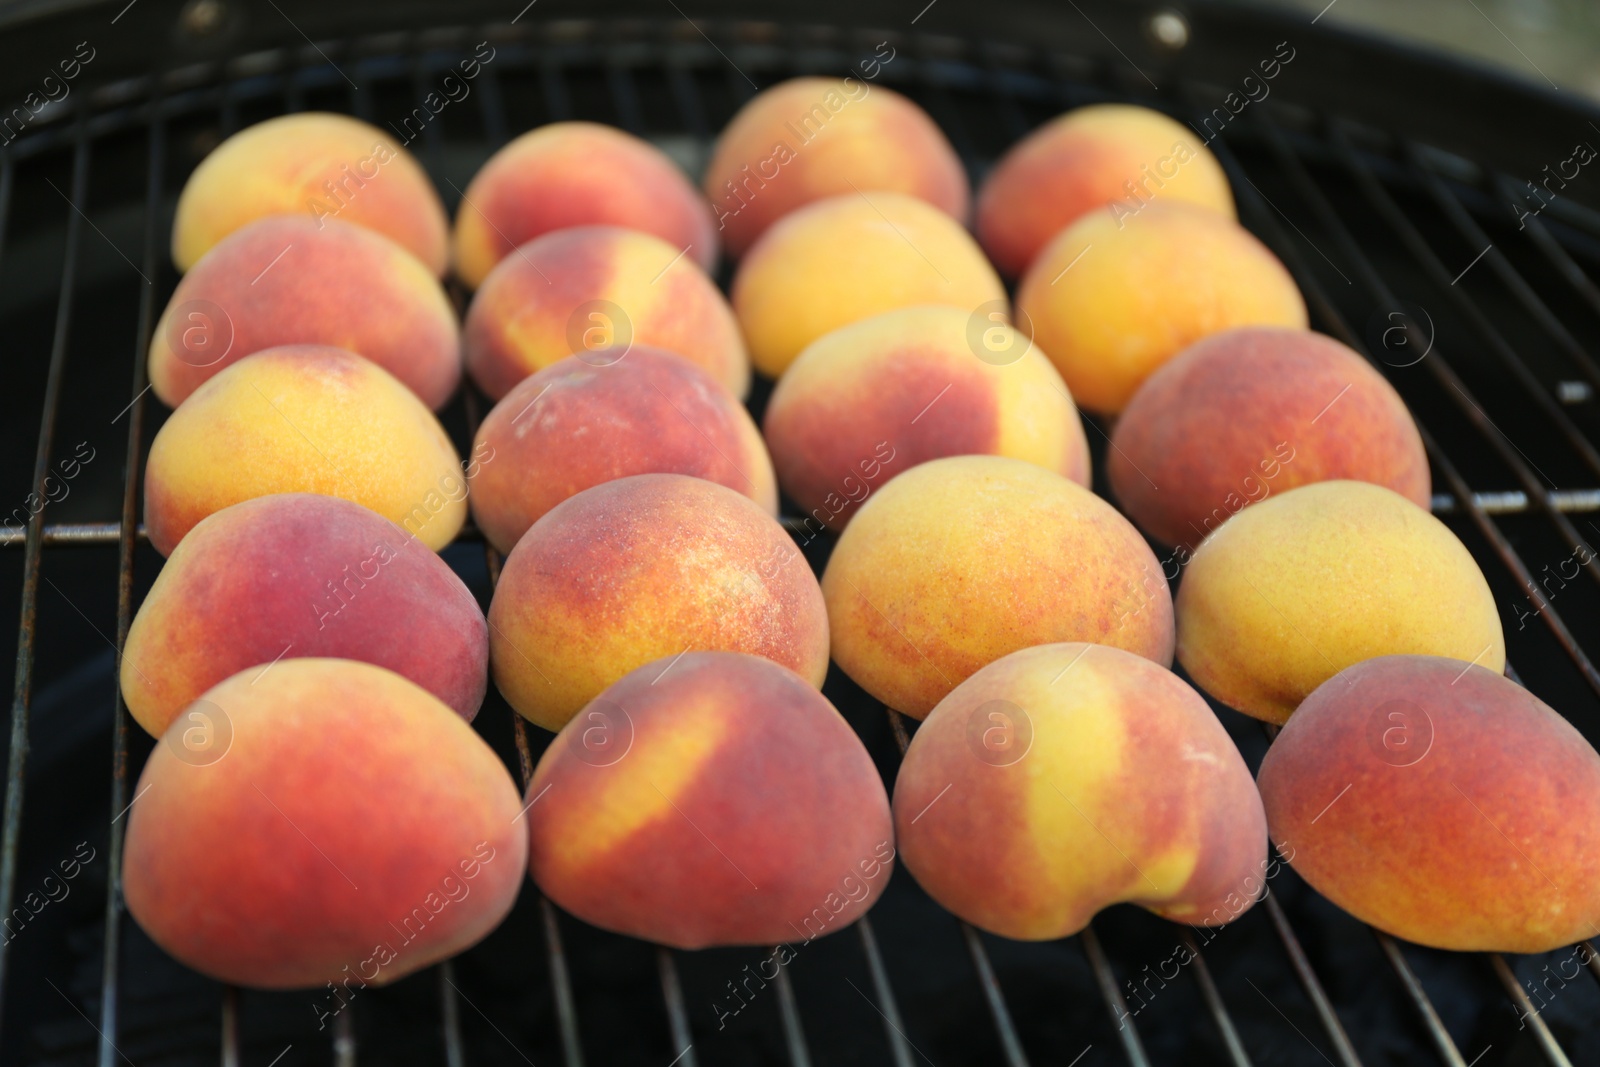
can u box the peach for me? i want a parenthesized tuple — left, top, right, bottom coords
(1109, 327, 1430, 550)
(172, 112, 449, 275)
(1175, 480, 1504, 725)
(123, 660, 525, 989)
(704, 75, 969, 258)
(463, 225, 748, 400)
(122, 494, 486, 737)
(1260, 655, 1600, 953)
(151, 216, 461, 410)
(452, 121, 716, 289)
(144, 346, 468, 556)
(977, 103, 1234, 277)
(1016, 201, 1306, 414)
(527, 651, 893, 949)
(489, 474, 828, 731)
(732, 192, 1006, 378)
(763, 306, 1089, 532)
(895, 643, 1266, 940)
(822, 456, 1173, 719)
(469, 348, 775, 554)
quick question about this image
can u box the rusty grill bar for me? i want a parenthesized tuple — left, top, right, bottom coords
(0, 15, 1598, 1067)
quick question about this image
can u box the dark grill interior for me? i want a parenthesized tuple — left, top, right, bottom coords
(2, 5, 1600, 1066)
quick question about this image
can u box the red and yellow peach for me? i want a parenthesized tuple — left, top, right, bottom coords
(172, 112, 449, 275)
(1016, 201, 1306, 414)
(822, 455, 1173, 719)
(122, 493, 487, 737)
(1109, 327, 1430, 549)
(527, 651, 893, 949)
(763, 305, 1089, 531)
(977, 103, 1234, 277)
(452, 121, 716, 289)
(489, 474, 829, 731)
(144, 346, 468, 556)
(123, 659, 526, 989)
(895, 643, 1267, 939)
(151, 216, 461, 410)
(704, 76, 969, 258)
(463, 225, 748, 400)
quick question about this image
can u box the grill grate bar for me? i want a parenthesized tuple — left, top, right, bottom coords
(1372, 932, 1468, 1067)
(884, 709, 1031, 1064)
(333, 999, 355, 1067)
(1079, 922, 1152, 1067)
(1259, 894, 1365, 1067)
(1324, 123, 1600, 482)
(770, 946, 813, 1067)
(1178, 929, 1254, 1067)
(1489, 954, 1575, 1067)
(1498, 172, 1600, 320)
(439, 962, 467, 1067)
(96, 91, 164, 1067)
(0, 106, 88, 1040)
(854, 916, 917, 1067)
(221, 986, 240, 1067)
(1408, 146, 1600, 391)
(657, 947, 698, 1067)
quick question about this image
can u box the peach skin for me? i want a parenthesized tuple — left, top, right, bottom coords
(489, 474, 829, 731)
(704, 75, 969, 258)
(452, 121, 716, 288)
(763, 305, 1089, 532)
(123, 659, 526, 989)
(977, 103, 1234, 277)
(122, 493, 487, 737)
(895, 643, 1267, 940)
(1260, 655, 1600, 953)
(151, 215, 461, 410)
(526, 651, 894, 949)
(1175, 480, 1504, 724)
(463, 225, 749, 400)
(822, 455, 1173, 719)
(469, 348, 776, 554)
(1016, 200, 1306, 414)
(1109, 327, 1430, 550)
(731, 192, 1006, 378)
(172, 112, 449, 275)
(143, 346, 468, 556)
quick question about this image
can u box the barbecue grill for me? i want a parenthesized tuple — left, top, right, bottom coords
(2, 0, 1599, 1063)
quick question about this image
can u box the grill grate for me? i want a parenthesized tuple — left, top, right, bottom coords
(1, 12, 1599, 1067)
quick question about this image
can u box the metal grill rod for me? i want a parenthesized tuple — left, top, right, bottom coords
(0, 106, 88, 1042)
(1078, 922, 1151, 1067)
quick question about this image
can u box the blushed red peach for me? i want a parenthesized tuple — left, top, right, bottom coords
(489, 474, 829, 731)
(1016, 201, 1306, 414)
(1109, 327, 1430, 549)
(1260, 655, 1600, 953)
(977, 104, 1234, 277)
(895, 643, 1267, 939)
(151, 216, 461, 409)
(172, 112, 449, 275)
(144, 346, 468, 556)
(704, 75, 969, 258)
(122, 493, 487, 737)
(469, 348, 776, 554)
(452, 121, 716, 288)
(732, 192, 1005, 378)
(527, 651, 893, 949)
(123, 659, 527, 989)
(822, 456, 1174, 719)
(763, 305, 1089, 531)
(463, 225, 748, 400)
